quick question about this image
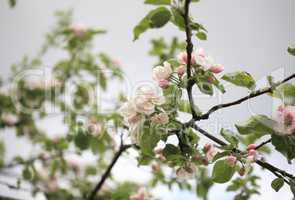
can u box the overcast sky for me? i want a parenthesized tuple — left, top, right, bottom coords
(0, 0, 295, 199)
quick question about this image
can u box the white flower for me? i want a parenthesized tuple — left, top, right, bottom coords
(151, 113, 169, 125)
(1, 113, 18, 126)
(133, 95, 155, 115)
(130, 187, 148, 200)
(135, 85, 165, 105)
(152, 61, 172, 82)
(71, 23, 87, 38)
(119, 101, 143, 125)
(273, 105, 295, 136)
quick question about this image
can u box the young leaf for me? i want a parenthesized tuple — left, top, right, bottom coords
(272, 83, 295, 106)
(271, 134, 295, 162)
(133, 7, 171, 40)
(235, 115, 275, 135)
(144, 0, 170, 5)
(220, 129, 239, 147)
(271, 178, 284, 192)
(196, 32, 207, 40)
(287, 44, 295, 56)
(212, 160, 235, 183)
(149, 8, 171, 28)
(196, 81, 213, 96)
(140, 126, 160, 156)
(222, 71, 256, 90)
(170, 8, 185, 30)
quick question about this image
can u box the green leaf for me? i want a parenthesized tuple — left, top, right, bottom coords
(271, 134, 295, 162)
(170, 8, 185, 30)
(271, 178, 284, 192)
(212, 160, 235, 183)
(222, 71, 256, 90)
(272, 83, 295, 106)
(8, 0, 17, 8)
(74, 129, 90, 150)
(196, 81, 213, 96)
(133, 7, 171, 40)
(149, 8, 171, 28)
(139, 126, 160, 156)
(144, 0, 170, 5)
(196, 32, 207, 40)
(287, 44, 295, 56)
(236, 115, 275, 136)
(162, 144, 184, 163)
(22, 166, 32, 180)
(220, 129, 239, 147)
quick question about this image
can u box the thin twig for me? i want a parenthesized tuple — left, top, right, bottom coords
(195, 73, 295, 120)
(87, 143, 133, 200)
(189, 123, 295, 183)
(255, 138, 272, 150)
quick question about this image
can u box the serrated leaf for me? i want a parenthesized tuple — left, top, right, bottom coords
(271, 178, 284, 192)
(144, 0, 170, 5)
(222, 71, 256, 90)
(133, 7, 171, 40)
(196, 32, 207, 40)
(212, 160, 235, 183)
(271, 134, 295, 162)
(287, 44, 295, 56)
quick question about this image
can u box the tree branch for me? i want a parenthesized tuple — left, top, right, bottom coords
(195, 73, 295, 120)
(183, 0, 197, 119)
(188, 122, 295, 183)
(87, 143, 133, 200)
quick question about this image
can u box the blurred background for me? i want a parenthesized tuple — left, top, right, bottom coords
(0, 0, 294, 199)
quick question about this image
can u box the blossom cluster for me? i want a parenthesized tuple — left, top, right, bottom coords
(274, 105, 295, 136)
(119, 86, 168, 141)
(152, 48, 224, 88)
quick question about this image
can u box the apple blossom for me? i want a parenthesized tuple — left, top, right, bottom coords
(1, 113, 18, 126)
(177, 51, 196, 65)
(150, 112, 169, 125)
(71, 23, 87, 38)
(88, 121, 103, 137)
(209, 64, 224, 74)
(273, 105, 295, 135)
(130, 187, 148, 200)
(152, 61, 172, 82)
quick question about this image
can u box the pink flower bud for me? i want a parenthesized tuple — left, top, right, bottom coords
(225, 155, 237, 167)
(248, 149, 256, 156)
(176, 65, 186, 77)
(246, 144, 256, 151)
(209, 65, 224, 74)
(177, 52, 196, 65)
(158, 79, 169, 89)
